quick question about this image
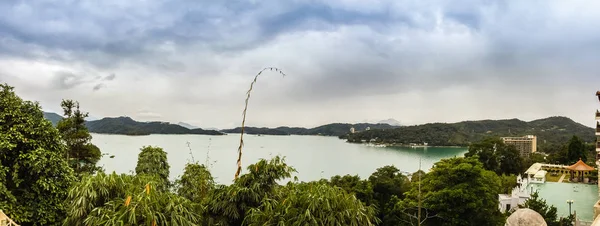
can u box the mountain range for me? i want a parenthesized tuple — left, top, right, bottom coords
(221, 123, 398, 137)
(345, 116, 595, 149)
(43, 111, 401, 136)
(43, 112, 223, 136)
(42, 112, 595, 148)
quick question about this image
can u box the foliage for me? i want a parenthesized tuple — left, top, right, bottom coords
(135, 146, 170, 189)
(0, 84, 76, 225)
(175, 163, 214, 203)
(84, 182, 202, 226)
(205, 156, 296, 225)
(63, 172, 160, 225)
(329, 174, 374, 205)
(401, 157, 504, 226)
(519, 191, 559, 226)
(245, 181, 378, 226)
(84, 116, 224, 135)
(346, 117, 594, 148)
(499, 174, 517, 194)
(56, 99, 102, 176)
(410, 170, 426, 183)
(566, 135, 586, 164)
(523, 152, 547, 170)
(465, 137, 524, 175)
(368, 165, 411, 226)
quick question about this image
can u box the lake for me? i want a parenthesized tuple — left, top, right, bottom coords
(93, 133, 467, 185)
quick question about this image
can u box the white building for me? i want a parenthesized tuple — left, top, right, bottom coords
(524, 163, 547, 184)
(498, 175, 532, 213)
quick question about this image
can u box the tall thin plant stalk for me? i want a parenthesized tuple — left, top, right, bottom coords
(186, 141, 195, 163)
(235, 67, 286, 180)
(206, 138, 213, 168)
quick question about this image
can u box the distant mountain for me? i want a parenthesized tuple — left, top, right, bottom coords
(222, 123, 399, 136)
(177, 122, 199, 129)
(87, 115, 101, 121)
(378, 118, 402, 126)
(222, 127, 289, 135)
(85, 117, 224, 136)
(43, 112, 63, 126)
(345, 116, 594, 149)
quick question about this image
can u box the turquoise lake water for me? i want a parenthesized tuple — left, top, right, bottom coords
(93, 134, 467, 184)
(529, 182, 598, 221)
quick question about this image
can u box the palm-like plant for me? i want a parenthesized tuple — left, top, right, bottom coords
(175, 163, 214, 203)
(206, 156, 296, 225)
(83, 183, 201, 226)
(245, 182, 378, 226)
(63, 172, 158, 225)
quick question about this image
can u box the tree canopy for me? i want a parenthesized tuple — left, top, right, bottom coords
(566, 135, 587, 164)
(0, 84, 75, 225)
(56, 99, 102, 176)
(401, 157, 504, 226)
(135, 145, 170, 189)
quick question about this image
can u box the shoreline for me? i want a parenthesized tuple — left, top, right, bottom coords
(356, 142, 467, 148)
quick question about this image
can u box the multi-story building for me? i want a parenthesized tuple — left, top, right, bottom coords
(501, 135, 537, 158)
(596, 91, 600, 163)
(593, 91, 600, 223)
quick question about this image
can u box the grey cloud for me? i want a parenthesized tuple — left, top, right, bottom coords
(92, 83, 105, 91)
(1, 0, 600, 128)
(52, 71, 85, 90)
(104, 73, 116, 81)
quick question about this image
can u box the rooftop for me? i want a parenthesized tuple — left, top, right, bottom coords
(525, 163, 543, 175)
(566, 159, 595, 171)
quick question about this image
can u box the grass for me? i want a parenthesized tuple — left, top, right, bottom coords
(545, 173, 564, 182)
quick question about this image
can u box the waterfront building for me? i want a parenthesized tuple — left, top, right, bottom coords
(501, 135, 537, 158)
(594, 91, 600, 224)
(498, 175, 531, 213)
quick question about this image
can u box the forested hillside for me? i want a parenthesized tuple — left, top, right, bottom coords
(345, 117, 594, 149)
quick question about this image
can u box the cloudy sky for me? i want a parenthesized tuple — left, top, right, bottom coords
(1, 0, 600, 129)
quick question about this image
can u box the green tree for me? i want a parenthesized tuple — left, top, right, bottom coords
(499, 174, 517, 194)
(523, 152, 547, 171)
(83, 181, 201, 226)
(466, 137, 524, 175)
(63, 172, 158, 225)
(497, 144, 523, 175)
(205, 156, 296, 225)
(56, 99, 101, 176)
(135, 145, 170, 189)
(411, 170, 426, 183)
(368, 165, 411, 226)
(567, 136, 586, 164)
(520, 191, 559, 226)
(329, 174, 374, 205)
(466, 138, 500, 172)
(0, 84, 75, 225)
(175, 163, 214, 203)
(245, 182, 378, 225)
(401, 157, 504, 226)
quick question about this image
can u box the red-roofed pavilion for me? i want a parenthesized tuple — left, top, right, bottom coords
(567, 158, 595, 182)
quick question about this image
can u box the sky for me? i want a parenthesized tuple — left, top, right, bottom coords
(1, 0, 600, 129)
